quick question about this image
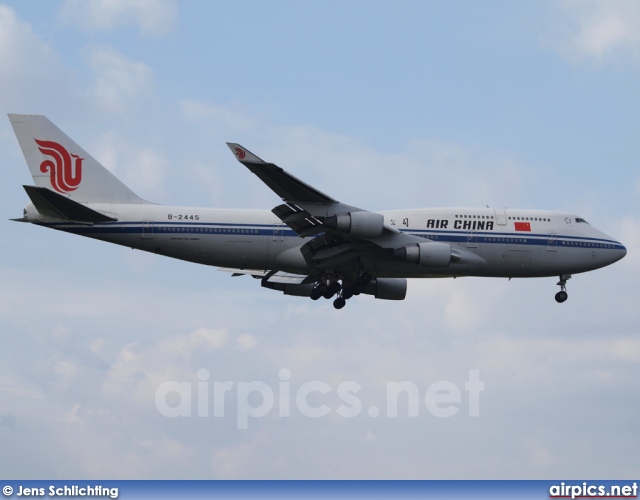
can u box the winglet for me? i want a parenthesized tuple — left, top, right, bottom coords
(226, 143, 265, 164)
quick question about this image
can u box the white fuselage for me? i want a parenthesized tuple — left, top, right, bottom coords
(28, 203, 627, 279)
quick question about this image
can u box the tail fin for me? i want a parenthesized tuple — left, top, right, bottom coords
(8, 114, 148, 204)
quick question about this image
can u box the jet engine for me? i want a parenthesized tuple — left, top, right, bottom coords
(324, 211, 384, 239)
(363, 278, 407, 300)
(393, 241, 452, 268)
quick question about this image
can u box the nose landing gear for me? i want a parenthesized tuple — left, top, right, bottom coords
(555, 274, 571, 303)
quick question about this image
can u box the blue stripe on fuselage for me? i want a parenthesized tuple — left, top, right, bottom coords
(40, 222, 626, 250)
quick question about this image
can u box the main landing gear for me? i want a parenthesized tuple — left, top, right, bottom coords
(555, 274, 571, 303)
(310, 272, 372, 309)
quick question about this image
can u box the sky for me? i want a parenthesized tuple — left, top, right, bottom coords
(1, 0, 639, 480)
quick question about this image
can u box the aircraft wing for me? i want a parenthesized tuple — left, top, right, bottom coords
(226, 144, 336, 204)
(226, 143, 423, 242)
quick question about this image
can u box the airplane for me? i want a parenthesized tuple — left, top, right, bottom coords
(8, 114, 627, 309)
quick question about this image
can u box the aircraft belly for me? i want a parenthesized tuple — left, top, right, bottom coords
(79, 227, 297, 270)
(218, 235, 269, 269)
(561, 248, 605, 274)
(505, 248, 533, 276)
(59, 227, 137, 250)
(373, 257, 486, 278)
(446, 241, 566, 278)
(274, 243, 310, 274)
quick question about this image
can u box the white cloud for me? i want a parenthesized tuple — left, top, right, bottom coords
(610, 338, 640, 361)
(0, 377, 42, 401)
(124, 147, 168, 197)
(61, 403, 82, 424)
(89, 338, 106, 354)
(0, 6, 52, 75)
(88, 46, 153, 113)
(189, 163, 225, 207)
(90, 130, 168, 199)
(442, 281, 494, 331)
(59, 0, 178, 36)
(236, 334, 258, 351)
(1, 258, 638, 478)
(181, 100, 531, 210)
(180, 100, 258, 135)
(52, 359, 79, 391)
(0, 6, 71, 111)
(523, 436, 558, 468)
(552, 0, 640, 63)
(211, 441, 262, 479)
(162, 327, 229, 354)
(104, 327, 229, 402)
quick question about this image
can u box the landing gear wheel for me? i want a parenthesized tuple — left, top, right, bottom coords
(555, 291, 568, 303)
(342, 287, 354, 300)
(359, 272, 372, 285)
(555, 274, 571, 304)
(316, 282, 328, 294)
(322, 281, 342, 299)
(310, 288, 321, 300)
(333, 297, 346, 309)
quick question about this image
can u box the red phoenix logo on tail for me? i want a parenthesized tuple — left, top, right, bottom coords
(35, 139, 83, 194)
(234, 147, 246, 160)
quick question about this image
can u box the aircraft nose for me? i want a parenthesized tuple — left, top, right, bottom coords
(619, 242, 627, 259)
(608, 240, 627, 264)
(594, 228, 627, 267)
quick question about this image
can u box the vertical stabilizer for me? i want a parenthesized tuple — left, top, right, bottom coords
(8, 114, 148, 204)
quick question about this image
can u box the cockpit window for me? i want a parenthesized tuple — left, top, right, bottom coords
(575, 218, 589, 224)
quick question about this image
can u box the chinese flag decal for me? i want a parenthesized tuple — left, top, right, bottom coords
(514, 222, 531, 232)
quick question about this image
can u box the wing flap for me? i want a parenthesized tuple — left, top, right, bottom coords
(272, 203, 324, 237)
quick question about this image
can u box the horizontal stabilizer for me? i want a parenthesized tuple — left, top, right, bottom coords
(23, 185, 117, 223)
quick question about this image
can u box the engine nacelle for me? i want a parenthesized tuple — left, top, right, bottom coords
(324, 211, 384, 239)
(363, 278, 407, 300)
(393, 241, 452, 268)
